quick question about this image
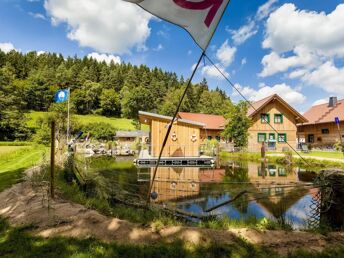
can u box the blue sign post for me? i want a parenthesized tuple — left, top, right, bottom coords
(335, 117, 340, 125)
(335, 117, 344, 155)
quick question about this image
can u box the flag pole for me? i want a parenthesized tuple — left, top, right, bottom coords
(146, 50, 205, 204)
(67, 88, 70, 144)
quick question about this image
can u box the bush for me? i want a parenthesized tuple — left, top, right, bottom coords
(82, 122, 116, 141)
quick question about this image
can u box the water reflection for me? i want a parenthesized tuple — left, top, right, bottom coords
(77, 156, 323, 229)
(138, 162, 317, 229)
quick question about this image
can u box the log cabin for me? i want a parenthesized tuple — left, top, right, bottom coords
(297, 97, 344, 148)
(247, 94, 308, 152)
(177, 112, 227, 143)
(138, 111, 204, 157)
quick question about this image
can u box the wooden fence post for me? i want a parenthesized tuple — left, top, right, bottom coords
(50, 120, 55, 199)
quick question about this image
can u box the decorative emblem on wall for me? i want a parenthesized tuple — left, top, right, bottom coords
(191, 134, 197, 142)
(171, 132, 178, 141)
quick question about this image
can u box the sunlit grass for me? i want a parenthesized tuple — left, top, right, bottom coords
(26, 111, 149, 131)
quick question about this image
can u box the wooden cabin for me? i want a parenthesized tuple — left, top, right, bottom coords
(115, 130, 149, 147)
(247, 94, 308, 152)
(139, 111, 204, 157)
(178, 112, 227, 143)
(297, 97, 344, 148)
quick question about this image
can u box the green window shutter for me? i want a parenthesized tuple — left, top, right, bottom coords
(258, 133, 266, 142)
(274, 114, 283, 124)
(278, 133, 287, 143)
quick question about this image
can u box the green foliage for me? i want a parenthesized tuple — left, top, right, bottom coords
(100, 89, 121, 116)
(81, 122, 116, 141)
(334, 139, 344, 152)
(222, 101, 251, 147)
(0, 63, 30, 141)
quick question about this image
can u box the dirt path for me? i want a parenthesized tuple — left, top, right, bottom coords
(0, 181, 343, 256)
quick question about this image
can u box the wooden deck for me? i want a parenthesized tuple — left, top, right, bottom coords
(134, 150, 214, 167)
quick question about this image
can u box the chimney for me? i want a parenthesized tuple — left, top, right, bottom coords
(329, 96, 338, 108)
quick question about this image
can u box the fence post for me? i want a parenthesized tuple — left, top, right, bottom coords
(50, 120, 55, 199)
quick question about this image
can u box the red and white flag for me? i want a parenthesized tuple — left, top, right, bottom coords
(125, 0, 230, 50)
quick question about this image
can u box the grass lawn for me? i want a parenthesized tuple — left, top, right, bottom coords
(26, 111, 149, 131)
(297, 150, 344, 159)
(0, 145, 47, 192)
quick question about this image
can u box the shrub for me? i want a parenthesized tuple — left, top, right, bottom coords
(82, 122, 116, 141)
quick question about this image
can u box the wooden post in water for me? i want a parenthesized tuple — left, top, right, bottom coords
(50, 120, 55, 199)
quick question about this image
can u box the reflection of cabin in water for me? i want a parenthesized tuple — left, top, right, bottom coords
(150, 167, 200, 202)
(139, 111, 204, 157)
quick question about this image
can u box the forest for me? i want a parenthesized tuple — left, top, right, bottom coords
(0, 50, 233, 141)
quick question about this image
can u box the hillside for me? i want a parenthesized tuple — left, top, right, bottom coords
(26, 112, 149, 132)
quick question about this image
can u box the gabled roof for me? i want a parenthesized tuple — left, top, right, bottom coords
(178, 112, 227, 130)
(302, 98, 344, 124)
(247, 94, 308, 123)
(139, 111, 205, 127)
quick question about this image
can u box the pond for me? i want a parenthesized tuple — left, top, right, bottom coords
(74, 156, 336, 230)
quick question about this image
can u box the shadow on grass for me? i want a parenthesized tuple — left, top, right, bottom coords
(0, 168, 25, 193)
(0, 218, 278, 258)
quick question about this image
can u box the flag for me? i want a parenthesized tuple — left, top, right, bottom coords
(55, 89, 69, 103)
(125, 0, 230, 50)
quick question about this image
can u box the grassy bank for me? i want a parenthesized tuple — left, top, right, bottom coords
(220, 151, 344, 171)
(26, 111, 149, 131)
(1, 218, 343, 258)
(0, 145, 47, 192)
(0, 217, 275, 258)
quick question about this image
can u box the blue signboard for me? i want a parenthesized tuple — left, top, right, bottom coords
(335, 117, 340, 125)
(54, 89, 69, 103)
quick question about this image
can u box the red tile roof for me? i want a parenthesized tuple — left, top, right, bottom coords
(178, 112, 227, 130)
(302, 98, 344, 124)
(247, 94, 308, 123)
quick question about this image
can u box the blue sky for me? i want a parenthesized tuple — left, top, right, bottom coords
(1, 0, 344, 113)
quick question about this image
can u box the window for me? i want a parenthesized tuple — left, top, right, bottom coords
(274, 114, 283, 124)
(207, 136, 213, 140)
(321, 128, 329, 134)
(216, 136, 221, 142)
(268, 133, 275, 141)
(258, 133, 266, 143)
(308, 134, 315, 143)
(278, 133, 287, 143)
(278, 167, 287, 176)
(261, 113, 270, 124)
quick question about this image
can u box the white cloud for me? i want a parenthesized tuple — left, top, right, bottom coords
(37, 51, 46, 55)
(229, 20, 258, 45)
(29, 12, 46, 20)
(216, 40, 236, 67)
(312, 98, 328, 106)
(241, 58, 247, 66)
(233, 83, 306, 105)
(201, 64, 229, 80)
(302, 61, 344, 95)
(152, 44, 163, 52)
(44, 0, 152, 54)
(0, 42, 16, 53)
(263, 4, 344, 57)
(256, 0, 278, 21)
(259, 46, 320, 77)
(87, 52, 121, 64)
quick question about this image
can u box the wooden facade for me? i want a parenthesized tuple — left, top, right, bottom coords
(248, 95, 307, 152)
(297, 97, 344, 148)
(297, 122, 344, 147)
(139, 111, 204, 157)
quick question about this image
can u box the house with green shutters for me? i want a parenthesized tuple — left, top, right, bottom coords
(247, 94, 308, 152)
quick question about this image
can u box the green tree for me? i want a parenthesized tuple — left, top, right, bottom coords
(0, 64, 29, 140)
(100, 89, 121, 116)
(222, 101, 251, 147)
